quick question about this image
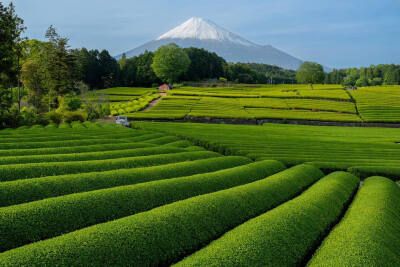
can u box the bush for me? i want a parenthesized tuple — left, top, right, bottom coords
(45, 111, 63, 124)
(19, 107, 37, 126)
(307, 176, 400, 266)
(0, 159, 283, 252)
(175, 172, 359, 266)
(58, 94, 82, 111)
(62, 110, 88, 123)
(0, 164, 323, 266)
(0, 151, 221, 181)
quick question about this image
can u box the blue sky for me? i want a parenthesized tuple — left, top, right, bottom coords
(5, 0, 400, 69)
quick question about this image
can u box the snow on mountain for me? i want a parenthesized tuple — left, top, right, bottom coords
(117, 17, 305, 70)
(156, 17, 255, 47)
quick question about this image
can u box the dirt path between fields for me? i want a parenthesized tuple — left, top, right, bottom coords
(143, 93, 166, 111)
(97, 116, 116, 123)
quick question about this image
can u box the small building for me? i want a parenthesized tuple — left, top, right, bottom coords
(159, 84, 171, 91)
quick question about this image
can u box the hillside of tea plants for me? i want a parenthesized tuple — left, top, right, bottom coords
(110, 84, 400, 123)
(134, 121, 400, 178)
(0, 121, 399, 266)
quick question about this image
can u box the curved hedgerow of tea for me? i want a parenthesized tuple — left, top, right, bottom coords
(0, 160, 284, 252)
(0, 156, 251, 207)
(0, 141, 155, 157)
(174, 171, 359, 266)
(0, 146, 187, 165)
(0, 151, 221, 181)
(307, 176, 400, 266)
(0, 164, 323, 266)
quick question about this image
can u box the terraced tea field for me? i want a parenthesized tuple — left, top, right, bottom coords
(97, 87, 157, 102)
(117, 84, 400, 123)
(1, 121, 399, 266)
(350, 86, 400, 122)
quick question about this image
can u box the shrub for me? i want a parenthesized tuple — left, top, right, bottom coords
(175, 172, 359, 266)
(0, 164, 323, 266)
(58, 94, 82, 111)
(62, 110, 88, 123)
(0, 150, 220, 182)
(58, 122, 70, 128)
(0, 159, 284, 251)
(19, 107, 37, 126)
(45, 111, 63, 124)
(307, 176, 400, 266)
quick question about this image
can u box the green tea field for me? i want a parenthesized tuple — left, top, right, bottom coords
(134, 121, 400, 178)
(0, 121, 399, 266)
(114, 84, 400, 123)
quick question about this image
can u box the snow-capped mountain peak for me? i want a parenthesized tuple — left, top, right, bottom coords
(156, 17, 255, 47)
(118, 17, 305, 70)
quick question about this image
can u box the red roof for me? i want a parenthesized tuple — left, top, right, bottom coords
(159, 84, 171, 91)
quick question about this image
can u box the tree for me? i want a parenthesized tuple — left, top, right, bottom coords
(0, 2, 25, 126)
(119, 53, 127, 69)
(152, 43, 191, 84)
(227, 63, 257, 83)
(72, 48, 120, 89)
(182, 47, 226, 81)
(135, 51, 158, 86)
(342, 69, 359, 88)
(355, 76, 369, 87)
(383, 65, 399, 85)
(41, 25, 75, 109)
(295, 61, 325, 89)
(98, 50, 120, 88)
(21, 60, 46, 110)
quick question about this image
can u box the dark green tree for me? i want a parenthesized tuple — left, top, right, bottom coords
(135, 51, 158, 86)
(0, 2, 25, 126)
(383, 65, 399, 85)
(72, 48, 120, 89)
(295, 61, 325, 89)
(182, 47, 226, 81)
(41, 25, 75, 109)
(342, 69, 360, 88)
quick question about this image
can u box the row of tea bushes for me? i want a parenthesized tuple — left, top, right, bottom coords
(110, 93, 159, 115)
(0, 160, 283, 252)
(0, 164, 323, 266)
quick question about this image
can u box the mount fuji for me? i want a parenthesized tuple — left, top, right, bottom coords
(118, 17, 304, 70)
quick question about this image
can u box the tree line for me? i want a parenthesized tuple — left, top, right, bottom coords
(325, 65, 400, 87)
